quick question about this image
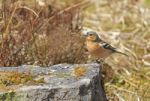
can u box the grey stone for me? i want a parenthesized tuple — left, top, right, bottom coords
(0, 63, 107, 101)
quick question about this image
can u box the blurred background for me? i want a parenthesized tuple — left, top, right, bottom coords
(0, 0, 150, 100)
(82, 0, 150, 100)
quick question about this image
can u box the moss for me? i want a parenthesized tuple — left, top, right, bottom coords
(0, 91, 15, 101)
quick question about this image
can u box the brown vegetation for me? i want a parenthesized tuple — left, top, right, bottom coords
(0, 0, 150, 100)
(82, 0, 150, 100)
(0, 0, 88, 66)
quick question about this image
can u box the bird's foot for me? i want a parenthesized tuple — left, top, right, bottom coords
(96, 60, 101, 64)
(95, 58, 104, 64)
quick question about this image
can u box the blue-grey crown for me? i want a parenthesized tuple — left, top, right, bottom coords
(87, 31, 101, 42)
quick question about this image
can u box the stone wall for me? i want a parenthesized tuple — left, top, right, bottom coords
(0, 63, 107, 101)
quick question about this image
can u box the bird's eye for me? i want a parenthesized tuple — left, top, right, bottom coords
(89, 34, 93, 36)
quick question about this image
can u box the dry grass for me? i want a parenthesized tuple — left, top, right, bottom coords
(0, 0, 150, 100)
(83, 0, 150, 100)
(0, 0, 88, 67)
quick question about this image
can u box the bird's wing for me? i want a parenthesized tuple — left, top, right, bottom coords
(99, 42, 116, 52)
(99, 42, 128, 56)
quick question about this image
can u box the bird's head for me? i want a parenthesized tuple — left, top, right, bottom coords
(82, 31, 102, 42)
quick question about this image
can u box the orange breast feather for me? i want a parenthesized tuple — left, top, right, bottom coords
(86, 42, 112, 59)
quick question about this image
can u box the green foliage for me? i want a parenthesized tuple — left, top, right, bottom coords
(144, 0, 150, 7)
(0, 91, 15, 101)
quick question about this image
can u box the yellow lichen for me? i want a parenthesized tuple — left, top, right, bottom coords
(74, 67, 86, 78)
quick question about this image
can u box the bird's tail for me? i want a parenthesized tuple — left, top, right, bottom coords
(115, 50, 128, 57)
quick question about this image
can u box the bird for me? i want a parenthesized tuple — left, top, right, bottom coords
(82, 31, 128, 61)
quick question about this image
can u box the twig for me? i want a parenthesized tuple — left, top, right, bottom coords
(113, 92, 125, 101)
(4, 2, 18, 37)
(18, 6, 39, 18)
(40, 0, 90, 30)
(107, 84, 137, 95)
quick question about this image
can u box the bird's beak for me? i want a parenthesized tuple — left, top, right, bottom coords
(81, 30, 88, 36)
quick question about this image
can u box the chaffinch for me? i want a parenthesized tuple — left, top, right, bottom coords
(82, 31, 127, 60)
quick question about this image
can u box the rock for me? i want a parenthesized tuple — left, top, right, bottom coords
(0, 63, 107, 101)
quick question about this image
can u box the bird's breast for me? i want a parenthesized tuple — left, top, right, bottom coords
(86, 42, 104, 54)
(86, 41, 112, 59)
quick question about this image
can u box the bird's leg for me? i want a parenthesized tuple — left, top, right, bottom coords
(96, 59, 101, 64)
(96, 58, 104, 65)
(95, 58, 105, 69)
